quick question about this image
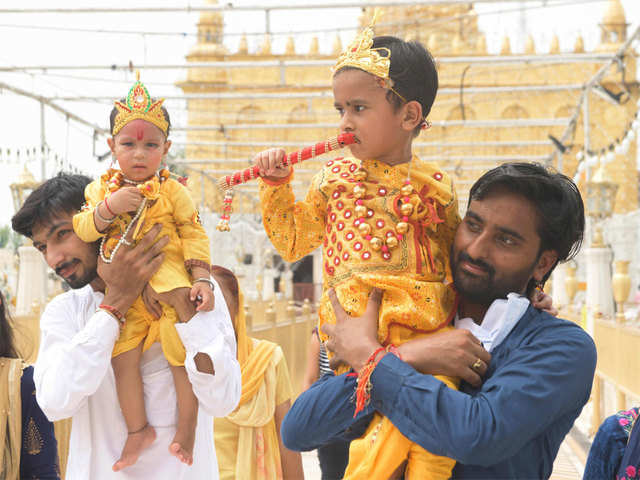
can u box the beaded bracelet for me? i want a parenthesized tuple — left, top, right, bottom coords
(194, 277, 215, 291)
(98, 303, 124, 327)
(95, 202, 116, 223)
(354, 346, 386, 417)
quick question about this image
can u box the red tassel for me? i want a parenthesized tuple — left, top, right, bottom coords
(353, 346, 386, 417)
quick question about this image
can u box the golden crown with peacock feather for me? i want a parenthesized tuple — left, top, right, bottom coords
(112, 71, 169, 136)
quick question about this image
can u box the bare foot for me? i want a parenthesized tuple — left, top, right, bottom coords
(112, 424, 156, 472)
(169, 423, 196, 466)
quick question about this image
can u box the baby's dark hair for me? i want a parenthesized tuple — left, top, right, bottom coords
(109, 99, 172, 138)
(335, 35, 438, 134)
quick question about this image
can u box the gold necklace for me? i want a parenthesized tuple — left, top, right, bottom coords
(351, 167, 418, 261)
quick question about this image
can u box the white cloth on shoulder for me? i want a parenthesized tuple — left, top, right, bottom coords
(455, 293, 530, 353)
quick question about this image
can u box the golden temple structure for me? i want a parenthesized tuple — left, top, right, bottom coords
(178, 0, 638, 216)
(173, 4, 640, 464)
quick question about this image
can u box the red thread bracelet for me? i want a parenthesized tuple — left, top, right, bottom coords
(386, 344, 401, 360)
(354, 346, 386, 417)
(99, 304, 124, 324)
(103, 197, 116, 217)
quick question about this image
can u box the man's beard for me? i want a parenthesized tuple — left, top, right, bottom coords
(450, 248, 537, 307)
(55, 259, 97, 289)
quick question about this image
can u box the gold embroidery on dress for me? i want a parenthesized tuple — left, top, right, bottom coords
(24, 417, 43, 455)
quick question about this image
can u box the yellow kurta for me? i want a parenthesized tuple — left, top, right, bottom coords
(73, 169, 211, 365)
(259, 155, 460, 479)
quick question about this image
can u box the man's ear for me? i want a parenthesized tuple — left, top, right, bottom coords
(533, 250, 559, 283)
(401, 100, 423, 132)
(107, 137, 116, 154)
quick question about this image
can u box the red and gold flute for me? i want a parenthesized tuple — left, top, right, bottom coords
(216, 133, 357, 232)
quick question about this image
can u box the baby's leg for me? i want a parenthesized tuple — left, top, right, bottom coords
(169, 365, 198, 466)
(111, 343, 156, 471)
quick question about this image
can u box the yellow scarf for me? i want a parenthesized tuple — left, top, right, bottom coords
(224, 290, 282, 480)
(0, 358, 23, 480)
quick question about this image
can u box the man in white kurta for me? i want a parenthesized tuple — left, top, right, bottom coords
(36, 280, 240, 479)
(11, 173, 242, 480)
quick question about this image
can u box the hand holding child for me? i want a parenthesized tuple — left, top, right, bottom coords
(108, 186, 144, 215)
(253, 148, 291, 182)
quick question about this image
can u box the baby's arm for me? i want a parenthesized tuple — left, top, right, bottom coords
(255, 148, 327, 262)
(190, 266, 215, 312)
(94, 187, 143, 231)
(254, 147, 292, 182)
(168, 179, 213, 312)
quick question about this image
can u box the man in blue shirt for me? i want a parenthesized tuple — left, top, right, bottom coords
(282, 162, 596, 479)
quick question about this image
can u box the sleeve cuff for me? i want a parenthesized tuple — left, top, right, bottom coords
(259, 169, 293, 186)
(175, 313, 234, 390)
(72, 310, 120, 348)
(175, 312, 219, 353)
(369, 353, 414, 412)
(184, 259, 211, 274)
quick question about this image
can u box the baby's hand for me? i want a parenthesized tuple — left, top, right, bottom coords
(108, 187, 144, 214)
(191, 281, 215, 312)
(253, 148, 290, 180)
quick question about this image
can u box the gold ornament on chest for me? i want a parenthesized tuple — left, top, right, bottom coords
(346, 166, 421, 261)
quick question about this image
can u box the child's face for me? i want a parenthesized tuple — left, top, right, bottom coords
(333, 69, 408, 165)
(108, 119, 170, 182)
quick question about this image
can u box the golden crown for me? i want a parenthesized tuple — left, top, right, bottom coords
(112, 71, 169, 136)
(332, 9, 390, 80)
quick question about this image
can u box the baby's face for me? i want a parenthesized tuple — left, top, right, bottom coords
(110, 119, 170, 182)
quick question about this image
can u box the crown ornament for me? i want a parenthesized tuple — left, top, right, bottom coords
(112, 71, 169, 136)
(333, 9, 390, 81)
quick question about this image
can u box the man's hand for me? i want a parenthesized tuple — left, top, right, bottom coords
(398, 330, 491, 388)
(322, 288, 383, 373)
(98, 223, 168, 315)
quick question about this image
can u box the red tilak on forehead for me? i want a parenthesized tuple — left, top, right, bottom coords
(136, 124, 144, 140)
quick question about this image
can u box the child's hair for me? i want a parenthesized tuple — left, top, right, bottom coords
(109, 99, 172, 138)
(335, 35, 438, 134)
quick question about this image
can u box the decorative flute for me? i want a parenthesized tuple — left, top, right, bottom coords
(216, 132, 357, 232)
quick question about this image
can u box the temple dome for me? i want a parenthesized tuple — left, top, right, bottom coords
(603, 0, 626, 25)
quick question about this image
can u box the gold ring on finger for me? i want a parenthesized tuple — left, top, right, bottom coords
(472, 358, 483, 372)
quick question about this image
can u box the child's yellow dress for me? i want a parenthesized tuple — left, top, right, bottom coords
(260, 155, 461, 479)
(73, 168, 211, 366)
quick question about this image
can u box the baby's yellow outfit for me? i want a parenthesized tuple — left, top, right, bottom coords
(260, 155, 461, 479)
(73, 168, 210, 366)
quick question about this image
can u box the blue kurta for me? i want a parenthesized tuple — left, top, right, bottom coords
(20, 366, 60, 479)
(281, 306, 597, 479)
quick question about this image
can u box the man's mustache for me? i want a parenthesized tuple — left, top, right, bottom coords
(55, 259, 78, 276)
(456, 251, 495, 276)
